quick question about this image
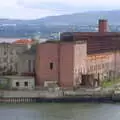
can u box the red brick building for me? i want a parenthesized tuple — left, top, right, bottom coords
(35, 20, 120, 88)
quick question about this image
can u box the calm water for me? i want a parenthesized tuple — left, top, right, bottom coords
(0, 103, 120, 120)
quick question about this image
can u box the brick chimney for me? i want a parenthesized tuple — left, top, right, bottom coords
(98, 19, 108, 33)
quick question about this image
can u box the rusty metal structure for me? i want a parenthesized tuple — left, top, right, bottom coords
(60, 19, 120, 54)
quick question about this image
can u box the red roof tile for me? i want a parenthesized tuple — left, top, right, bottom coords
(12, 39, 34, 44)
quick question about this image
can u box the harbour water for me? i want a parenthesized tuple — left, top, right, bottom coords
(0, 103, 120, 120)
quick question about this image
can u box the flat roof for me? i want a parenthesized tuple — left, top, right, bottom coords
(40, 40, 86, 44)
(0, 76, 34, 80)
(61, 32, 120, 37)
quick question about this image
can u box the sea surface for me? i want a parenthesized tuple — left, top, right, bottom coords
(0, 103, 120, 120)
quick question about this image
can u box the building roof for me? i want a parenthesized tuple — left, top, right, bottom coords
(0, 42, 11, 45)
(61, 32, 120, 54)
(12, 39, 34, 44)
(61, 32, 120, 38)
(0, 76, 34, 80)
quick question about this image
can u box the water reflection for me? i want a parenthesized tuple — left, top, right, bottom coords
(0, 103, 120, 120)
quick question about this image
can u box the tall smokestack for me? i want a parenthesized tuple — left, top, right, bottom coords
(98, 19, 109, 33)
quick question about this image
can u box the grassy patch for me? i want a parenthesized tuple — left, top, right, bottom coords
(101, 78, 120, 88)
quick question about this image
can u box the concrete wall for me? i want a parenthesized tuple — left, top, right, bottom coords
(112, 51, 120, 77)
(0, 43, 18, 73)
(73, 42, 87, 86)
(0, 43, 29, 74)
(87, 51, 120, 80)
(87, 53, 110, 80)
(0, 90, 63, 98)
(11, 78, 35, 90)
(18, 54, 35, 74)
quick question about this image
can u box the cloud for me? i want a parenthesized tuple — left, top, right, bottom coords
(17, 0, 120, 8)
(18, 2, 72, 11)
(0, 0, 59, 19)
(16, 0, 120, 15)
(0, 0, 120, 19)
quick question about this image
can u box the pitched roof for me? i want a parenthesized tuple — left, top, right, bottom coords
(12, 39, 34, 44)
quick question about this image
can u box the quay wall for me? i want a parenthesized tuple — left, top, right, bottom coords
(0, 89, 119, 103)
(0, 90, 63, 98)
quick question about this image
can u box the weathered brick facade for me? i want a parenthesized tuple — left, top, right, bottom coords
(35, 20, 120, 88)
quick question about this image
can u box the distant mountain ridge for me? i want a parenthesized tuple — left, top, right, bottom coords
(1, 10, 120, 38)
(0, 10, 120, 25)
(35, 10, 120, 25)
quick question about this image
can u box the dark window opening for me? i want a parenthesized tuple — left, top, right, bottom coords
(24, 82, 28, 87)
(16, 82, 19, 87)
(4, 51, 7, 55)
(50, 62, 53, 70)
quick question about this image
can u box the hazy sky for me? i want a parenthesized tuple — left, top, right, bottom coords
(0, 0, 120, 19)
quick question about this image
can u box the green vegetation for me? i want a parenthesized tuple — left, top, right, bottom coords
(101, 78, 120, 88)
(0, 78, 10, 90)
(23, 41, 39, 55)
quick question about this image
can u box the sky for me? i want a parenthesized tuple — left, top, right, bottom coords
(0, 0, 120, 19)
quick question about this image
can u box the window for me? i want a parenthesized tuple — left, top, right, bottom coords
(28, 60, 31, 72)
(50, 62, 53, 70)
(105, 63, 109, 68)
(33, 60, 35, 72)
(98, 64, 101, 70)
(24, 81, 28, 87)
(10, 58, 13, 63)
(90, 66, 93, 71)
(93, 65, 96, 71)
(4, 51, 7, 55)
(102, 64, 105, 68)
(16, 82, 19, 87)
(4, 57, 7, 62)
(3, 66, 6, 70)
(10, 50, 14, 55)
(15, 63, 18, 72)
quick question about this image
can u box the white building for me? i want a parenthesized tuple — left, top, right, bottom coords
(0, 76, 35, 90)
(10, 76, 35, 90)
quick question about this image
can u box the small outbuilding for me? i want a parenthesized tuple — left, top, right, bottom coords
(0, 76, 35, 90)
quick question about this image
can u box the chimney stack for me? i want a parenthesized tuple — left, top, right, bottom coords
(98, 19, 108, 33)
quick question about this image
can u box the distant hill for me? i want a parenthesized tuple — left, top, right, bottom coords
(38, 10, 120, 25)
(0, 10, 120, 38)
(0, 10, 120, 25)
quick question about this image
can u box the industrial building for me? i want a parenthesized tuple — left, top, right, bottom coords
(35, 19, 120, 88)
(0, 39, 36, 76)
(0, 42, 30, 75)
